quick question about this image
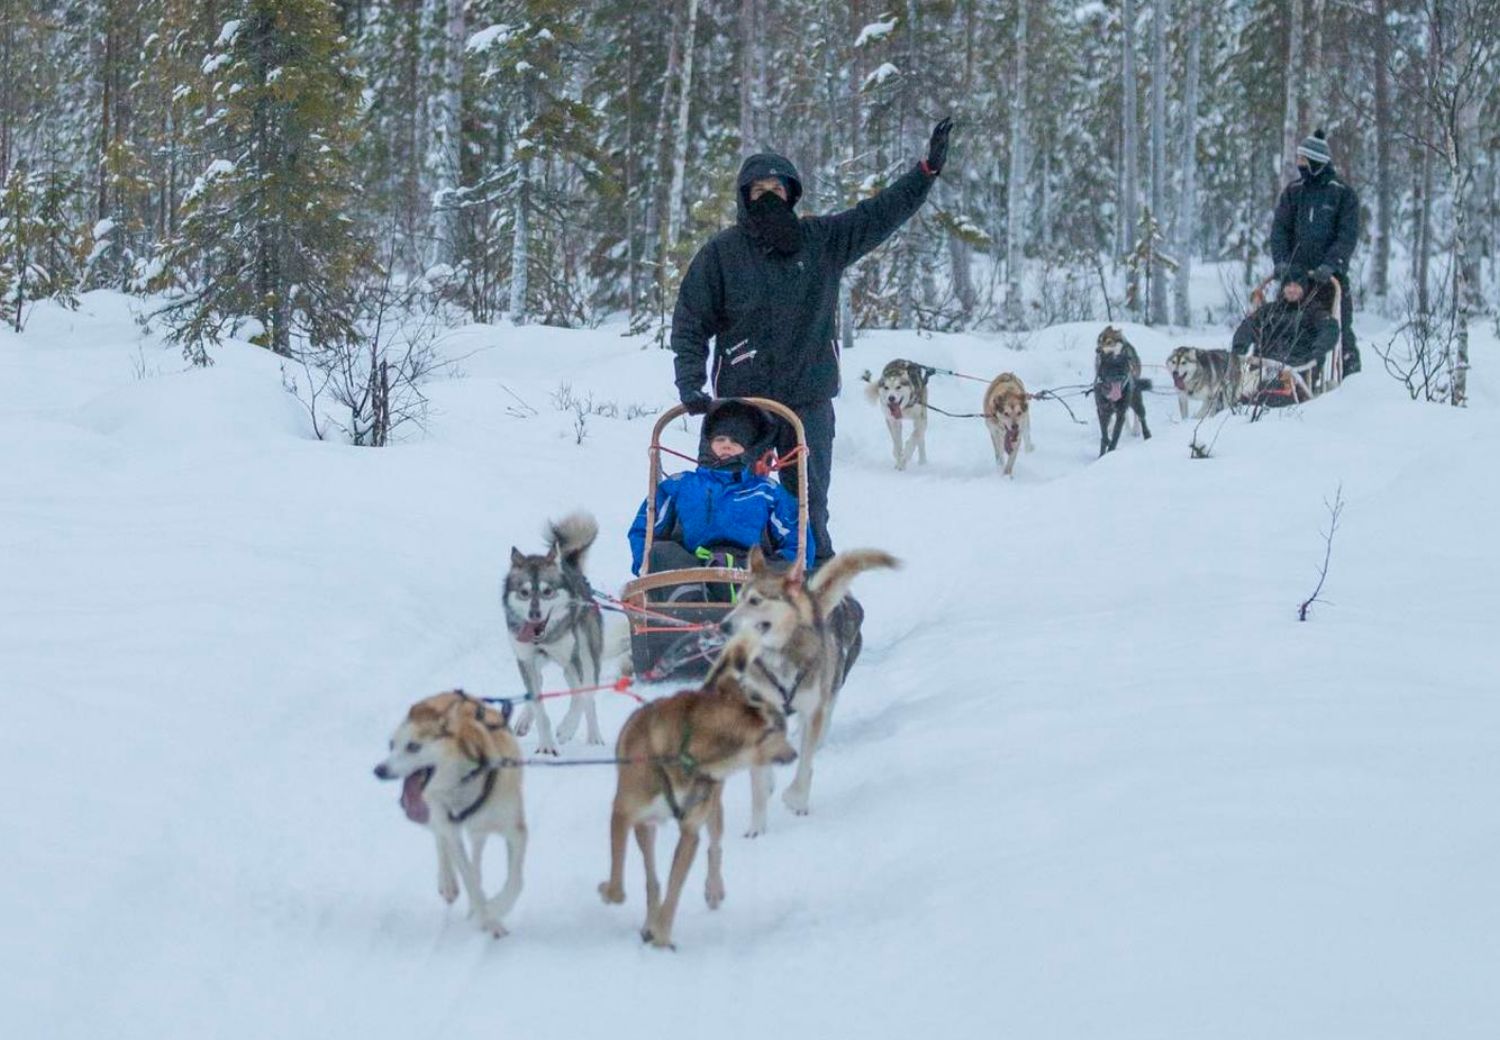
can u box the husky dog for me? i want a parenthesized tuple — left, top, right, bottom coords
(373, 691, 526, 938)
(863, 359, 931, 470)
(1166, 346, 1247, 419)
(1094, 325, 1152, 456)
(981, 372, 1033, 477)
(598, 635, 797, 949)
(721, 547, 898, 833)
(503, 512, 605, 754)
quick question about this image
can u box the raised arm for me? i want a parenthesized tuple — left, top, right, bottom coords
(814, 118, 949, 271)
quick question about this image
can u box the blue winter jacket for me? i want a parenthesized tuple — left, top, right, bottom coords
(628, 464, 810, 575)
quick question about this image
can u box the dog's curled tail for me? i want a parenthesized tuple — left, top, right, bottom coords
(547, 511, 599, 573)
(807, 549, 901, 606)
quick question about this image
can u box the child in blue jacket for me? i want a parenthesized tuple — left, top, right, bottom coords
(628, 400, 811, 578)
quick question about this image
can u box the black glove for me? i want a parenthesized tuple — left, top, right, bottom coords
(1310, 264, 1334, 284)
(681, 391, 712, 416)
(924, 117, 953, 176)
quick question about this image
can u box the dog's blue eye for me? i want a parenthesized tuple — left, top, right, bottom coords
(405, 741, 420, 753)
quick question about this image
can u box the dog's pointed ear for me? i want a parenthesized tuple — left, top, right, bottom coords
(510, 546, 525, 567)
(748, 545, 767, 574)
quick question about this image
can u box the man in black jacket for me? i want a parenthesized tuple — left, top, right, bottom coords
(1270, 129, 1361, 374)
(671, 118, 953, 563)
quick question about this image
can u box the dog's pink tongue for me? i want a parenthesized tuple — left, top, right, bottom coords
(401, 772, 430, 824)
(1171, 372, 1187, 390)
(1106, 383, 1124, 402)
(886, 401, 903, 420)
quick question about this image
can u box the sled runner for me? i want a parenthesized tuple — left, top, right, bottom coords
(620, 397, 809, 679)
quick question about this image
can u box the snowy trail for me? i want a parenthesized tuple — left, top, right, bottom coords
(4, 294, 1498, 1039)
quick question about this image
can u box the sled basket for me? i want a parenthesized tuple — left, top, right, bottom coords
(619, 398, 808, 681)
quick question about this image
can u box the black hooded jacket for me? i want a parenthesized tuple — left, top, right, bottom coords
(1269, 164, 1360, 281)
(671, 152, 935, 407)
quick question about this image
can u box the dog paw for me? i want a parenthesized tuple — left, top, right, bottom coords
(477, 917, 509, 939)
(782, 788, 810, 815)
(599, 881, 625, 905)
(587, 733, 607, 747)
(643, 930, 676, 951)
(743, 825, 766, 839)
(705, 878, 725, 910)
(534, 742, 559, 756)
(555, 719, 579, 744)
(513, 715, 532, 737)
(438, 877, 460, 904)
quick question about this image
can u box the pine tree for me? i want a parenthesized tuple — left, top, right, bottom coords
(150, 0, 371, 364)
(0, 161, 82, 330)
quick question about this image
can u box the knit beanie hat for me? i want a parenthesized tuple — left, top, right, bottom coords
(702, 400, 770, 460)
(1296, 129, 1332, 167)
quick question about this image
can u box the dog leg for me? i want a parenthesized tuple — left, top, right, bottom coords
(485, 821, 526, 924)
(1003, 439, 1018, 478)
(783, 706, 825, 815)
(1107, 408, 1126, 453)
(515, 657, 557, 755)
(434, 833, 459, 904)
(637, 823, 663, 944)
(598, 805, 630, 905)
(986, 421, 1007, 469)
(1097, 408, 1111, 457)
(1135, 393, 1152, 441)
(440, 825, 502, 937)
(745, 764, 773, 838)
(650, 821, 703, 949)
(915, 409, 928, 465)
(1023, 411, 1034, 452)
(704, 791, 726, 910)
(1178, 392, 1189, 420)
(885, 415, 905, 470)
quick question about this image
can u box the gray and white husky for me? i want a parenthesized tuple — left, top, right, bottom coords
(1165, 346, 1248, 419)
(503, 512, 605, 753)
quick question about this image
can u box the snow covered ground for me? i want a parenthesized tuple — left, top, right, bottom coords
(4, 292, 1498, 1039)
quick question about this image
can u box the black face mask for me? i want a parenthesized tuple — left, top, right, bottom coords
(1299, 161, 1327, 182)
(745, 191, 801, 255)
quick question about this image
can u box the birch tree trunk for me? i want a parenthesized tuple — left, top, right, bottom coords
(1174, 0, 1200, 326)
(1449, 148, 1470, 406)
(1308, 0, 1325, 119)
(1121, 0, 1139, 306)
(1282, 0, 1303, 187)
(1371, 0, 1392, 301)
(510, 156, 529, 324)
(1415, 145, 1432, 316)
(663, 0, 699, 263)
(738, 0, 755, 150)
(1006, 0, 1028, 326)
(1147, 0, 1168, 325)
(430, 0, 464, 268)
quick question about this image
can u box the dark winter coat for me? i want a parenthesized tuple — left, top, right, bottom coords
(627, 463, 809, 575)
(1269, 164, 1361, 281)
(1232, 298, 1340, 367)
(670, 152, 935, 407)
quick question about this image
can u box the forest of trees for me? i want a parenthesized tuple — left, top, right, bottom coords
(0, 0, 1495, 402)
